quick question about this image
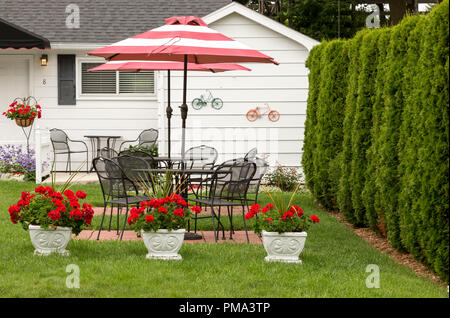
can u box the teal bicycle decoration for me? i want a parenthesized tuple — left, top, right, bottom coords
(192, 90, 223, 110)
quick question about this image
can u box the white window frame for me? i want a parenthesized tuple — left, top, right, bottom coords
(76, 57, 157, 101)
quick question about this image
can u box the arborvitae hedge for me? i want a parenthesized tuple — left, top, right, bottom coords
(377, 15, 421, 250)
(361, 28, 392, 233)
(302, 44, 325, 194)
(303, 0, 449, 281)
(337, 30, 367, 223)
(313, 40, 348, 209)
(397, 16, 426, 260)
(410, 0, 449, 281)
(351, 31, 380, 226)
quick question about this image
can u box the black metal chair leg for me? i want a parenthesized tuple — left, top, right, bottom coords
(218, 206, 225, 240)
(227, 206, 233, 239)
(210, 205, 218, 242)
(120, 206, 129, 241)
(97, 204, 107, 240)
(116, 205, 121, 235)
(242, 204, 250, 243)
(108, 203, 114, 231)
(194, 209, 198, 233)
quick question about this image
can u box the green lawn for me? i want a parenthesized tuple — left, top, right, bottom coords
(0, 180, 447, 298)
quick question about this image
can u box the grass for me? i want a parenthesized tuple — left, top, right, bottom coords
(0, 180, 447, 298)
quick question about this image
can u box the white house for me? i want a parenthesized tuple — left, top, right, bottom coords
(0, 0, 319, 182)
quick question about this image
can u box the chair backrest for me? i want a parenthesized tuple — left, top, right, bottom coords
(252, 158, 269, 183)
(118, 149, 160, 168)
(138, 129, 158, 147)
(50, 128, 69, 151)
(244, 147, 258, 161)
(116, 155, 151, 185)
(210, 159, 256, 199)
(100, 147, 119, 160)
(184, 145, 218, 169)
(93, 157, 135, 199)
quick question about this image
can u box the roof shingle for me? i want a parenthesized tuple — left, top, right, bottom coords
(0, 0, 231, 43)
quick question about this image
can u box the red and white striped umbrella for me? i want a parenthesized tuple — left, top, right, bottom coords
(88, 16, 278, 65)
(89, 16, 278, 162)
(87, 60, 251, 72)
(88, 60, 250, 157)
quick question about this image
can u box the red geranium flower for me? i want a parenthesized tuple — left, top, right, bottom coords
(75, 191, 87, 199)
(191, 205, 202, 214)
(173, 208, 184, 217)
(48, 210, 61, 221)
(158, 207, 168, 214)
(144, 215, 154, 224)
(311, 215, 320, 223)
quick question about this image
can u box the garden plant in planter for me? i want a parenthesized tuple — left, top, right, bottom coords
(8, 186, 94, 256)
(127, 194, 201, 260)
(245, 187, 320, 263)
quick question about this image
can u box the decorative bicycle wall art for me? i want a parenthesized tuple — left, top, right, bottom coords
(192, 90, 223, 110)
(246, 104, 280, 122)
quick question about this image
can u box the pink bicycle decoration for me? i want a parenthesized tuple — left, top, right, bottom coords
(246, 104, 280, 122)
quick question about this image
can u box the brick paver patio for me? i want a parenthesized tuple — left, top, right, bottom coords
(80, 206, 260, 244)
(73, 229, 262, 244)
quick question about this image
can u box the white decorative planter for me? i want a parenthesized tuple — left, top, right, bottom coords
(28, 225, 72, 256)
(141, 229, 185, 260)
(261, 230, 307, 264)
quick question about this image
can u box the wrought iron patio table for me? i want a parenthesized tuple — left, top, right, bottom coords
(85, 135, 121, 170)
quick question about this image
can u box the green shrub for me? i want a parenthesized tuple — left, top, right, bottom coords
(338, 30, 367, 224)
(303, 0, 449, 282)
(302, 44, 325, 193)
(313, 40, 349, 209)
(377, 16, 421, 249)
(361, 28, 392, 233)
(127, 143, 159, 157)
(263, 165, 302, 192)
(410, 1, 448, 281)
(397, 17, 426, 260)
(350, 30, 379, 226)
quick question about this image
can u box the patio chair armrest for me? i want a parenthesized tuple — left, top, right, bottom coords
(119, 139, 139, 152)
(68, 139, 88, 151)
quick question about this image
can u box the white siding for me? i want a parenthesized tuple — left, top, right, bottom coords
(0, 49, 159, 172)
(158, 13, 308, 168)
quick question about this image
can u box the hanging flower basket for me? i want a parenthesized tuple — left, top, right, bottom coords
(15, 118, 34, 128)
(2, 97, 42, 127)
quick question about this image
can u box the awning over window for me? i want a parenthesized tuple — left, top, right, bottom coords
(0, 17, 50, 49)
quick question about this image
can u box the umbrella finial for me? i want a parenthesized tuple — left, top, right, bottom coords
(165, 16, 208, 27)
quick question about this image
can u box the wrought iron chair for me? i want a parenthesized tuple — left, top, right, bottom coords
(188, 159, 257, 242)
(118, 149, 165, 169)
(244, 147, 258, 162)
(49, 128, 89, 173)
(119, 128, 158, 152)
(245, 157, 269, 207)
(183, 145, 218, 169)
(100, 147, 119, 160)
(116, 155, 155, 195)
(92, 157, 149, 241)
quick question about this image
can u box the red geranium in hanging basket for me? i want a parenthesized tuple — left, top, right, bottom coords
(2, 97, 42, 127)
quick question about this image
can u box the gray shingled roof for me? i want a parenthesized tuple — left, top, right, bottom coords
(0, 0, 231, 43)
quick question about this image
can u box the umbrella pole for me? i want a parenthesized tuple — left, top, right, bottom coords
(180, 55, 188, 165)
(166, 70, 172, 159)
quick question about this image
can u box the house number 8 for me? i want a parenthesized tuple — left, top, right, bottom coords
(43, 79, 46, 85)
